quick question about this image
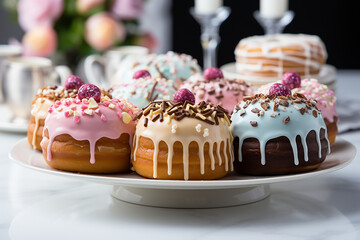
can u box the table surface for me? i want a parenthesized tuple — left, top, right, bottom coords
(1, 70, 360, 240)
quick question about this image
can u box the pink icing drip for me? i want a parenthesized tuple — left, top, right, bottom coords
(44, 101, 136, 164)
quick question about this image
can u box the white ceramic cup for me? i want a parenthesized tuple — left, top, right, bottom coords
(1, 57, 71, 119)
(84, 46, 149, 88)
(0, 45, 22, 102)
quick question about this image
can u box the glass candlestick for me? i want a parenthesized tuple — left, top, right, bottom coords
(190, 7, 231, 69)
(254, 10, 294, 35)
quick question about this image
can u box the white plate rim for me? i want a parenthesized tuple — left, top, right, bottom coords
(0, 105, 28, 133)
(9, 137, 356, 190)
(0, 121, 28, 133)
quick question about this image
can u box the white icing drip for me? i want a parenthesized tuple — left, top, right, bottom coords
(153, 142, 159, 178)
(209, 142, 215, 170)
(167, 142, 173, 175)
(133, 117, 232, 180)
(301, 136, 309, 162)
(229, 138, 234, 171)
(199, 143, 205, 174)
(30, 98, 53, 148)
(217, 142, 222, 166)
(290, 137, 299, 165)
(224, 140, 229, 171)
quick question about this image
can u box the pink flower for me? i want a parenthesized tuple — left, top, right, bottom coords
(77, 0, 105, 14)
(111, 0, 143, 20)
(22, 25, 57, 57)
(17, 0, 64, 31)
(85, 13, 126, 51)
(137, 32, 158, 52)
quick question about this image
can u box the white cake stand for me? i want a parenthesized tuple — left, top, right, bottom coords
(9, 138, 356, 208)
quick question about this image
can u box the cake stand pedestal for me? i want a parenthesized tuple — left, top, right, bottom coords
(254, 10, 294, 35)
(112, 185, 270, 208)
(9, 138, 355, 209)
(190, 7, 231, 68)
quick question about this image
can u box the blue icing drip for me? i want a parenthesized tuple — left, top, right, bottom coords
(230, 97, 330, 165)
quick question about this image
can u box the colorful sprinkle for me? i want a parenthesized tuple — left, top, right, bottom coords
(122, 112, 132, 124)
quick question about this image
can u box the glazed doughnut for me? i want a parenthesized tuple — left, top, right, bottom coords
(181, 68, 253, 114)
(132, 98, 233, 180)
(235, 34, 327, 83)
(230, 92, 330, 175)
(27, 86, 77, 150)
(112, 51, 201, 87)
(41, 90, 138, 173)
(292, 79, 338, 145)
(111, 71, 177, 109)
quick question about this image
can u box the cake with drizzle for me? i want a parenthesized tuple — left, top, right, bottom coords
(235, 34, 327, 84)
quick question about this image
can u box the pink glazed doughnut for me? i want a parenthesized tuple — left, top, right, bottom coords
(40, 96, 138, 173)
(181, 69, 253, 114)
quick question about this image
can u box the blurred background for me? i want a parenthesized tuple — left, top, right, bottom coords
(1, 0, 359, 69)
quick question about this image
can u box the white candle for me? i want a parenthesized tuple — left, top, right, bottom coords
(260, 0, 288, 18)
(195, 0, 223, 14)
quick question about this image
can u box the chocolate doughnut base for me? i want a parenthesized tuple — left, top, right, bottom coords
(233, 130, 328, 175)
(41, 130, 132, 174)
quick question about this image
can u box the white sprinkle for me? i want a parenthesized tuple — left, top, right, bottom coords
(195, 124, 202, 133)
(171, 124, 177, 133)
(203, 128, 209, 137)
(282, 108, 287, 112)
(84, 109, 93, 115)
(294, 105, 300, 110)
(88, 97, 98, 109)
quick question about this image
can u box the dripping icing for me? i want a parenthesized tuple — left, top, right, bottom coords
(231, 95, 330, 165)
(133, 115, 233, 180)
(43, 98, 137, 164)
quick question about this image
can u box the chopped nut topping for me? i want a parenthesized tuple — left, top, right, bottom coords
(239, 109, 246, 116)
(260, 102, 268, 111)
(250, 121, 258, 127)
(283, 116, 290, 124)
(312, 110, 318, 118)
(251, 108, 260, 113)
(137, 100, 229, 126)
(300, 108, 306, 115)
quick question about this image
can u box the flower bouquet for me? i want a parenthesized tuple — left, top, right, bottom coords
(4, 0, 156, 68)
